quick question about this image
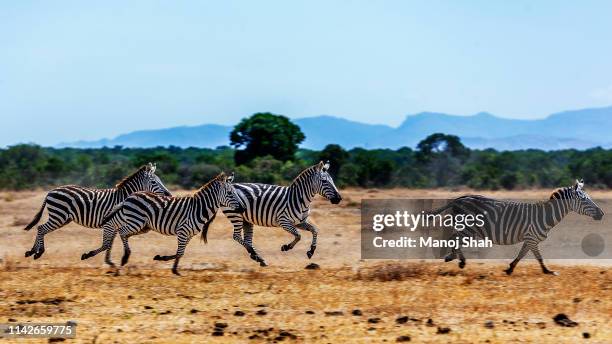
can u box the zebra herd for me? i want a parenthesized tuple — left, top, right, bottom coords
(80, 172, 245, 275)
(24, 161, 342, 275)
(23, 162, 603, 276)
(24, 163, 171, 260)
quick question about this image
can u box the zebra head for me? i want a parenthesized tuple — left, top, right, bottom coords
(216, 172, 245, 213)
(316, 161, 342, 204)
(552, 179, 603, 220)
(143, 163, 172, 196)
(116, 162, 172, 196)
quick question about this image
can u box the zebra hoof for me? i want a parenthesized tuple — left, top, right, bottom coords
(543, 270, 559, 276)
(458, 261, 465, 269)
(153, 255, 162, 261)
(444, 254, 455, 262)
(307, 245, 316, 259)
(259, 261, 268, 267)
(81, 252, 92, 260)
(33, 250, 44, 260)
(281, 244, 290, 252)
(121, 256, 130, 266)
(25, 250, 35, 258)
(172, 268, 181, 276)
(504, 267, 514, 275)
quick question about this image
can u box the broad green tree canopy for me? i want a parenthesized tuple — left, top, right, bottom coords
(230, 113, 305, 165)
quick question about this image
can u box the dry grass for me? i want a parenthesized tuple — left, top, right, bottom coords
(11, 217, 31, 227)
(0, 264, 610, 343)
(0, 189, 611, 343)
(355, 263, 426, 281)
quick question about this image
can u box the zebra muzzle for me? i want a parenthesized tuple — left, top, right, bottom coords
(330, 196, 342, 204)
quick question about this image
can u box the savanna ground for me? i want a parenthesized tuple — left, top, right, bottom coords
(0, 188, 610, 343)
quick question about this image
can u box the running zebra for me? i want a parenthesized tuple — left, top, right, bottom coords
(24, 163, 171, 260)
(81, 172, 244, 275)
(433, 179, 603, 275)
(222, 161, 342, 266)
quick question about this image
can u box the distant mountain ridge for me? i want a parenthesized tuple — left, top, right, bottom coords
(58, 106, 612, 151)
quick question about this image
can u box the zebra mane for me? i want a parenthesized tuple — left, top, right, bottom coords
(196, 172, 227, 193)
(291, 163, 321, 185)
(115, 165, 149, 189)
(549, 186, 573, 200)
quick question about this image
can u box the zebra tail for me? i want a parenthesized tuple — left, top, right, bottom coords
(200, 213, 217, 244)
(101, 204, 123, 225)
(24, 200, 46, 231)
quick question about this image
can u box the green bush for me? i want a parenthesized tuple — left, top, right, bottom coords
(2, 137, 612, 191)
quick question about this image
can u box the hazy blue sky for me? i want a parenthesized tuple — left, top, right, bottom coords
(2, 1, 612, 146)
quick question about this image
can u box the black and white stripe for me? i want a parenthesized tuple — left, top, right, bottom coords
(435, 179, 604, 275)
(81, 172, 244, 275)
(223, 161, 342, 266)
(24, 163, 171, 260)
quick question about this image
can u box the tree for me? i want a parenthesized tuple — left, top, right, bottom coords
(351, 148, 396, 187)
(416, 133, 469, 187)
(0, 144, 48, 189)
(416, 133, 469, 161)
(230, 113, 305, 165)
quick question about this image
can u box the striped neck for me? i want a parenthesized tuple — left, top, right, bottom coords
(115, 175, 146, 200)
(541, 188, 573, 229)
(289, 167, 318, 213)
(195, 180, 221, 214)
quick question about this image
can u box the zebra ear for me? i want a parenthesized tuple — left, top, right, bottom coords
(317, 161, 325, 170)
(574, 179, 583, 190)
(227, 172, 235, 183)
(323, 160, 330, 172)
(150, 163, 157, 174)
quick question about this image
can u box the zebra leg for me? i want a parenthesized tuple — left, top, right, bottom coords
(455, 232, 467, 268)
(243, 222, 267, 266)
(81, 225, 116, 266)
(153, 230, 196, 274)
(444, 250, 457, 262)
(443, 233, 458, 262)
(26, 217, 71, 259)
(168, 231, 195, 276)
(104, 229, 117, 267)
(456, 248, 466, 269)
(120, 231, 135, 267)
(505, 241, 531, 275)
(532, 245, 557, 275)
(279, 221, 301, 252)
(297, 222, 318, 259)
(227, 215, 266, 266)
